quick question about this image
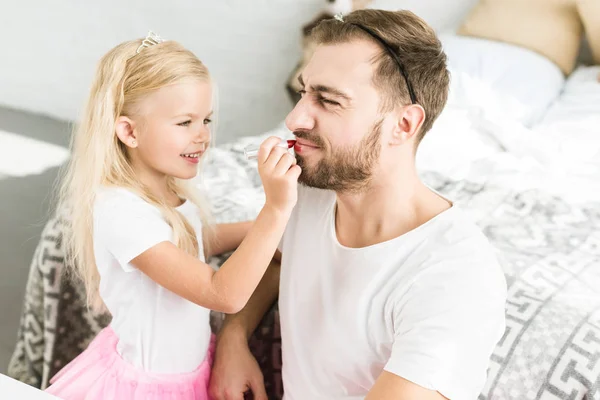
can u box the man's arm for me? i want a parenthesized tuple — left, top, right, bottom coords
(366, 372, 449, 400)
(218, 253, 280, 338)
(377, 257, 506, 400)
(209, 253, 281, 400)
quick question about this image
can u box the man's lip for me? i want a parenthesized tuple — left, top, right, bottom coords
(294, 138, 319, 148)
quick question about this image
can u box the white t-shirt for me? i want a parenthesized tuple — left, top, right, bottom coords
(278, 186, 507, 400)
(93, 187, 212, 374)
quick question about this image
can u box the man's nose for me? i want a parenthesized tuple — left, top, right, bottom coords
(285, 98, 315, 133)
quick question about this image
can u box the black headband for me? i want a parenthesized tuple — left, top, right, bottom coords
(348, 23, 418, 105)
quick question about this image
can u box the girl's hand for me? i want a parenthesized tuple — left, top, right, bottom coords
(257, 136, 301, 215)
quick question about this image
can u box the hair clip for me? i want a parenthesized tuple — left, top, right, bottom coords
(136, 31, 165, 54)
(334, 13, 345, 22)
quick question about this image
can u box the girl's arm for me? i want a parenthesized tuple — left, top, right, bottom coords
(205, 221, 254, 258)
(132, 204, 287, 314)
(132, 137, 299, 314)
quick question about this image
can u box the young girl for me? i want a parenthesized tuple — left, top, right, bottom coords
(45, 32, 300, 399)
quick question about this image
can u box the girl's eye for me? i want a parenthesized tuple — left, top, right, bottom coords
(177, 120, 192, 127)
(203, 118, 212, 125)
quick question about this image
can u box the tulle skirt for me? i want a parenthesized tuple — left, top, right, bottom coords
(45, 326, 214, 400)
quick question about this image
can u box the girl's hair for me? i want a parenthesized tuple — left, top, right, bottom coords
(58, 37, 214, 312)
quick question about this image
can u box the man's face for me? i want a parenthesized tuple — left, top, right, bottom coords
(285, 40, 390, 192)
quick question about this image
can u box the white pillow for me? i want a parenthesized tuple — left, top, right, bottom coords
(446, 67, 532, 124)
(439, 33, 565, 126)
(538, 65, 600, 125)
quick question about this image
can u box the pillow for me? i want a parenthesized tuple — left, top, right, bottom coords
(533, 66, 600, 175)
(539, 65, 600, 125)
(457, 0, 583, 75)
(445, 67, 534, 124)
(416, 102, 506, 178)
(439, 33, 565, 126)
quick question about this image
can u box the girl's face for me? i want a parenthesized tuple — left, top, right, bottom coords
(118, 80, 213, 181)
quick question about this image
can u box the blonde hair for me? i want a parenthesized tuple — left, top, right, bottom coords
(58, 38, 214, 312)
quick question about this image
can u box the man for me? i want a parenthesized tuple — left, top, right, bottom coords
(210, 9, 506, 400)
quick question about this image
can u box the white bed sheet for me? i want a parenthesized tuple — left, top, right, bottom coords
(493, 66, 600, 182)
(417, 65, 600, 204)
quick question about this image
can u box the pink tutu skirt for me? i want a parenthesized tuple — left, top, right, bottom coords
(45, 326, 214, 400)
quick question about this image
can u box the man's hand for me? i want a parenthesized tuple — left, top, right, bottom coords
(209, 331, 267, 400)
(209, 260, 281, 399)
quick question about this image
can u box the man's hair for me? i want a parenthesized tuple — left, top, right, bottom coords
(310, 9, 450, 142)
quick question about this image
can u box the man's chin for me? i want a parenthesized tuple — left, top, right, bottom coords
(295, 151, 323, 166)
(298, 169, 330, 190)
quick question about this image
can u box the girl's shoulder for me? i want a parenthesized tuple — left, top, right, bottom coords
(94, 186, 161, 219)
(96, 185, 140, 202)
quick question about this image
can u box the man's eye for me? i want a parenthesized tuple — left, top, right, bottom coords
(177, 120, 192, 127)
(297, 89, 306, 96)
(319, 97, 340, 106)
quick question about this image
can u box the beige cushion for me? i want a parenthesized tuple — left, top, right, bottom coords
(458, 0, 583, 75)
(577, 0, 600, 65)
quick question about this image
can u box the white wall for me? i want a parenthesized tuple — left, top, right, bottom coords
(0, 0, 476, 144)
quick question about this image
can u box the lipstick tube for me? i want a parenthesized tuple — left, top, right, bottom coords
(244, 139, 296, 160)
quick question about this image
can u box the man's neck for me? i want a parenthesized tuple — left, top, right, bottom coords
(334, 165, 451, 249)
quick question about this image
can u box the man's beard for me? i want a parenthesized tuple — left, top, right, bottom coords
(294, 119, 383, 193)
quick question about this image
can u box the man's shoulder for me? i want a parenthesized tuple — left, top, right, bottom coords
(410, 207, 506, 296)
(426, 206, 494, 255)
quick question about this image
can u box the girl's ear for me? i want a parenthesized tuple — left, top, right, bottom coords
(115, 116, 138, 148)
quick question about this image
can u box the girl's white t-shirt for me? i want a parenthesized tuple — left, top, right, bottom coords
(93, 187, 211, 374)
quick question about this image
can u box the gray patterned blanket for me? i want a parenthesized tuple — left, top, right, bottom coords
(8, 131, 600, 399)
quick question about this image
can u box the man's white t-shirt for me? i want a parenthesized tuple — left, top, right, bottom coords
(278, 185, 507, 400)
(93, 187, 212, 374)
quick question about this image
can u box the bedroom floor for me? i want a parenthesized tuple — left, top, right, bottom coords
(0, 106, 71, 374)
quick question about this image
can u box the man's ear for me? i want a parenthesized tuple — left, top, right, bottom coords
(389, 104, 425, 146)
(115, 116, 138, 148)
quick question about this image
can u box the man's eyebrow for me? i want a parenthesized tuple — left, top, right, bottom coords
(311, 84, 352, 102)
(298, 74, 352, 102)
